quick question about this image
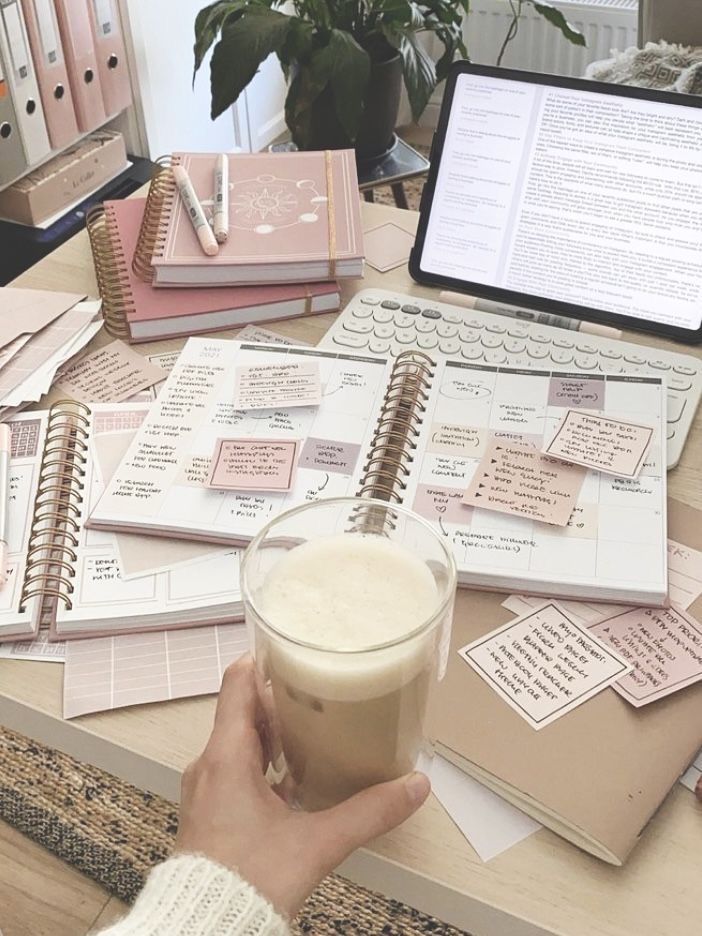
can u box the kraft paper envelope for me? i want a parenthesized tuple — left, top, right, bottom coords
(0, 288, 85, 348)
(431, 497, 702, 866)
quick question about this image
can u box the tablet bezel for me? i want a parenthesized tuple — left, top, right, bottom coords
(409, 62, 702, 345)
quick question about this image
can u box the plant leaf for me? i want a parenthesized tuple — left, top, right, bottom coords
(309, 30, 371, 140)
(531, 2, 587, 46)
(390, 29, 437, 122)
(193, 1, 241, 79)
(209, 7, 292, 119)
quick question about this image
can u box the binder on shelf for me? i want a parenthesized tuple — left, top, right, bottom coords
(0, 54, 29, 186)
(0, 0, 50, 165)
(88, 0, 131, 117)
(53, 0, 105, 133)
(21, 0, 78, 150)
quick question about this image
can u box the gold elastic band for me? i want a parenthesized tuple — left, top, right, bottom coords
(325, 150, 337, 278)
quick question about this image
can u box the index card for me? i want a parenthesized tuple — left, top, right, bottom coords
(463, 439, 585, 526)
(544, 410, 653, 479)
(234, 361, 321, 410)
(458, 602, 633, 730)
(207, 438, 300, 492)
(589, 605, 702, 707)
(56, 340, 167, 404)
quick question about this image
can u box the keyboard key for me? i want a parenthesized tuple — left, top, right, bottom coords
(667, 393, 686, 423)
(575, 354, 598, 369)
(669, 375, 692, 391)
(530, 332, 550, 344)
(576, 343, 597, 355)
(416, 319, 436, 334)
(443, 310, 462, 324)
(396, 329, 417, 345)
(507, 326, 529, 339)
(599, 349, 622, 360)
(505, 338, 526, 354)
(485, 350, 507, 364)
(674, 364, 698, 376)
(648, 359, 672, 370)
(460, 327, 480, 343)
(369, 339, 391, 355)
(461, 345, 483, 360)
(374, 324, 395, 339)
(667, 426, 676, 440)
(421, 308, 442, 319)
(437, 323, 458, 338)
(381, 300, 400, 310)
(353, 305, 374, 319)
(373, 308, 395, 323)
(553, 337, 575, 349)
(486, 323, 506, 334)
(343, 320, 373, 334)
(467, 318, 486, 329)
(551, 350, 574, 366)
(333, 333, 368, 349)
(624, 354, 646, 365)
(601, 362, 625, 374)
(360, 296, 379, 305)
(394, 313, 416, 329)
(481, 334, 503, 349)
(527, 345, 549, 359)
(418, 334, 439, 350)
(401, 304, 420, 314)
(439, 339, 461, 355)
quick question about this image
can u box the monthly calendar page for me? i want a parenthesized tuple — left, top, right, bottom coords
(405, 361, 668, 603)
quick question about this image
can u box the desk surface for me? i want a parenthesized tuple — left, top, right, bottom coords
(3, 200, 701, 936)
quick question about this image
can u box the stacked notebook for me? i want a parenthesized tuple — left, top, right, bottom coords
(86, 198, 342, 342)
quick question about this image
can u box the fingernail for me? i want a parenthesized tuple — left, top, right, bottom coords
(405, 771, 431, 805)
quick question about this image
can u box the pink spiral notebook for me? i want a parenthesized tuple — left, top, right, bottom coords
(87, 198, 341, 342)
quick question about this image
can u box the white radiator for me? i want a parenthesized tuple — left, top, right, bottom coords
(414, 0, 639, 126)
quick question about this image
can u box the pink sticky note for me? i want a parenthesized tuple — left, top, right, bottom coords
(234, 361, 321, 410)
(463, 439, 585, 526)
(589, 605, 702, 707)
(207, 438, 300, 492)
(544, 410, 653, 479)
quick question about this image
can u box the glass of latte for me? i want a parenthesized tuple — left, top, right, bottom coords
(241, 497, 457, 810)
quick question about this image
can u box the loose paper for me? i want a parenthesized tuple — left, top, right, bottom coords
(207, 438, 300, 492)
(681, 747, 702, 794)
(363, 222, 416, 273)
(237, 325, 310, 346)
(544, 410, 653, 479)
(234, 361, 321, 410)
(458, 602, 633, 730)
(463, 439, 585, 526)
(426, 753, 541, 862)
(589, 605, 702, 707)
(56, 339, 167, 404)
(668, 539, 702, 610)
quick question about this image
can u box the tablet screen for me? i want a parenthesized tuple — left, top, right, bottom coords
(418, 71, 702, 333)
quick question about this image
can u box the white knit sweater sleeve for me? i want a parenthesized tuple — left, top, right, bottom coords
(96, 854, 290, 936)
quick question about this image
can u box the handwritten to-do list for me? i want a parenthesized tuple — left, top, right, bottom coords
(234, 361, 321, 410)
(463, 439, 585, 526)
(459, 602, 632, 729)
(207, 438, 300, 492)
(544, 410, 653, 479)
(56, 340, 167, 404)
(588, 606, 702, 707)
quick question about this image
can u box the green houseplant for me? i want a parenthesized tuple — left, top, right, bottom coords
(193, 0, 585, 159)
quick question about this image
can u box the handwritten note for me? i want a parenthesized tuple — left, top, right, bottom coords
(588, 606, 702, 707)
(544, 410, 653, 479)
(56, 340, 167, 404)
(237, 325, 310, 347)
(463, 439, 585, 526)
(234, 361, 321, 410)
(207, 438, 300, 492)
(458, 602, 632, 730)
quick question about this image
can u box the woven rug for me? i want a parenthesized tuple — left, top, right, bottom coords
(0, 725, 469, 934)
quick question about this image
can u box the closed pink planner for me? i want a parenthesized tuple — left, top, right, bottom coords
(87, 0, 132, 117)
(86, 198, 340, 341)
(54, 0, 106, 132)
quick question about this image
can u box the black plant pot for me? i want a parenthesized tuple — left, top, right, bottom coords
(289, 55, 403, 164)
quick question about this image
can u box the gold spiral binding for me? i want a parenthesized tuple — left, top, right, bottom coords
(20, 401, 92, 614)
(356, 350, 435, 508)
(132, 155, 178, 283)
(86, 204, 132, 340)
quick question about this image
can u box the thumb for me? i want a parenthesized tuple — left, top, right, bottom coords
(312, 771, 431, 870)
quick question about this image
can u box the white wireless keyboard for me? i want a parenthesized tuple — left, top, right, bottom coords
(319, 288, 702, 469)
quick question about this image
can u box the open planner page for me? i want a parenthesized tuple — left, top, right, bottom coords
(54, 403, 242, 638)
(87, 340, 393, 544)
(0, 413, 49, 640)
(404, 361, 668, 604)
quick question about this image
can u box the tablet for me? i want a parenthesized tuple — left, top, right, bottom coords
(409, 63, 702, 344)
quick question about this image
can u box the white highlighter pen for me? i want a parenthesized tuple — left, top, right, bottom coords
(213, 153, 229, 244)
(172, 165, 219, 257)
(0, 424, 11, 587)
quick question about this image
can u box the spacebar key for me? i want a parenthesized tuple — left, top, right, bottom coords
(332, 333, 369, 349)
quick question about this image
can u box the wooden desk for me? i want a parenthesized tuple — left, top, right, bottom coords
(2, 201, 701, 936)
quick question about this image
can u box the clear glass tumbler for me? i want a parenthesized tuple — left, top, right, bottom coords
(240, 497, 457, 810)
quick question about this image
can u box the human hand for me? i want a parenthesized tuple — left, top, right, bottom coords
(175, 656, 431, 919)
